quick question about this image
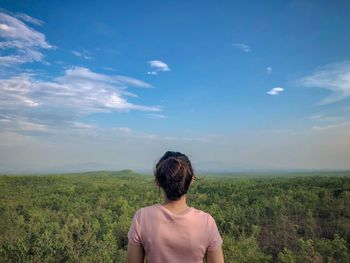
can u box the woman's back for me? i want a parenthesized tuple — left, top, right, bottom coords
(128, 204, 222, 263)
(127, 151, 224, 262)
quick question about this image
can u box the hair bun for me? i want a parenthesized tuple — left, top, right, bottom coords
(161, 157, 183, 181)
(155, 151, 194, 201)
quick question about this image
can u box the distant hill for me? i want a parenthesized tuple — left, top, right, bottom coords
(2, 169, 350, 178)
(197, 170, 350, 178)
(48, 169, 144, 178)
(79, 169, 142, 177)
(0, 169, 146, 178)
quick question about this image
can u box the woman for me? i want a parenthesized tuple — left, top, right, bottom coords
(127, 151, 224, 263)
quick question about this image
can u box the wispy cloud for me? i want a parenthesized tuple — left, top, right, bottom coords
(266, 66, 272, 74)
(71, 50, 92, 60)
(0, 67, 161, 134)
(147, 71, 158, 75)
(297, 61, 350, 104)
(70, 122, 95, 129)
(309, 114, 344, 123)
(146, 113, 166, 119)
(113, 127, 132, 133)
(14, 13, 43, 26)
(233, 43, 251, 52)
(147, 60, 171, 75)
(0, 12, 52, 66)
(102, 66, 117, 72)
(2, 66, 157, 112)
(0, 11, 163, 137)
(0, 114, 48, 132)
(311, 120, 350, 131)
(267, 87, 284, 95)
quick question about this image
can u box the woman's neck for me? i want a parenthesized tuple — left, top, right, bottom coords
(162, 195, 189, 214)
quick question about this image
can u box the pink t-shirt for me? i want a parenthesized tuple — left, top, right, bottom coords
(128, 204, 223, 263)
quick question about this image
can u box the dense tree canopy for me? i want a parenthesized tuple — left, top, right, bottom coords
(0, 171, 349, 262)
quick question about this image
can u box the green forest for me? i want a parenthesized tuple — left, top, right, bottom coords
(0, 170, 349, 262)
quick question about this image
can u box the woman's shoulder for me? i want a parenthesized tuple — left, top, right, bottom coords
(189, 207, 216, 221)
(139, 204, 160, 211)
(133, 204, 160, 216)
(134, 204, 216, 223)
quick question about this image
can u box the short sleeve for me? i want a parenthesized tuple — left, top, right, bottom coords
(128, 209, 142, 245)
(207, 214, 223, 252)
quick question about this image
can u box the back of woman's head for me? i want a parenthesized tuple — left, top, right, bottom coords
(155, 151, 194, 201)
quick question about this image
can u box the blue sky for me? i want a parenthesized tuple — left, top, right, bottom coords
(1, 1, 350, 172)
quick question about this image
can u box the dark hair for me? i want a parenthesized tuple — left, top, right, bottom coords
(155, 151, 194, 201)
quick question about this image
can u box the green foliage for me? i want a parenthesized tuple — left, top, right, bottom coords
(278, 248, 297, 263)
(0, 172, 350, 262)
(223, 225, 271, 263)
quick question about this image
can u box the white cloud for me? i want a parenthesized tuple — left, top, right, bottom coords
(311, 120, 350, 131)
(102, 66, 117, 72)
(113, 127, 132, 133)
(0, 114, 47, 132)
(114, 75, 152, 88)
(0, 12, 52, 66)
(266, 66, 272, 74)
(147, 71, 158, 75)
(71, 50, 92, 60)
(146, 113, 166, 119)
(0, 50, 45, 66)
(71, 122, 95, 129)
(0, 67, 161, 133)
(59, 67, 151, 88)
(0, 74, 41, 108)
(297, 61, 350, 104)
(0, 23, 10, 30)
(309, 114, 344, 123)
(267, 87, 284, 95)
(0, 13, 51, 48)
(14, 13, 43, 26)
(233, 43, 251, 52)
(148, 60, 171, 73)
